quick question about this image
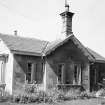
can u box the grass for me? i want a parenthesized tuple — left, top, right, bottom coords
(0, 98, 105, 105)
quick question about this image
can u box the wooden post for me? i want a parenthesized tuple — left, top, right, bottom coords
(87, 63, 90, 92)
(31, 63, 35, 83)
(62, 64, 65, 84)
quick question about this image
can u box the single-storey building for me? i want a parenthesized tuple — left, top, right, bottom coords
(0, 4, 105, 94)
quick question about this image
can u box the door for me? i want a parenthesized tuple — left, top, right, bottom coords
(90, 65, 97, 91)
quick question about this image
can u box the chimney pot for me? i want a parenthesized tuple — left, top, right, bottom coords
(14, 30, 17, 36)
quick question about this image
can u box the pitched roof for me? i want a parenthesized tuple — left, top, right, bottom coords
(0, 33, 105, 63)
(87, 48, 105, 63)
(45, 35, 105, 63)
(45, 35, 94, 61)
(0, 33, 49, 56)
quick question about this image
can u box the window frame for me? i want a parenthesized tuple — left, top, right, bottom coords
(26, 62, 33, 83)
(57, 63, 65, 84)
(73, 63, 81, 85)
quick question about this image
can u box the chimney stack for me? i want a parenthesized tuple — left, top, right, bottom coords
(60, 2, 74, 37)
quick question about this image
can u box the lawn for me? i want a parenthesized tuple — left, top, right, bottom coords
(1, 98, 105, 105)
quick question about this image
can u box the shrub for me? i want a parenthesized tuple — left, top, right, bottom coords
(96, 88, 105, 97)
(0, 91, 12, 102)
(79, 91, 88, 99)
(12, 90, 49, 104)
(79, 91, 96, 99)
(12, 83, 97, 104)
(23, 82, 38, 94)
(46, 87, 66, 103)
(12, 93, 38, 104)
(64, 89, 80, 100)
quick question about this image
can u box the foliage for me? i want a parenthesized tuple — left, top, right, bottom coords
(47, 87, 65, 102)
(1, 83, 96, 104)
(96, 88, 105, 97)
(0, 91, 13, 102)
(79, 91, 96, 99)
(64, 89, 80, 100)
(23, 81, 38, 94)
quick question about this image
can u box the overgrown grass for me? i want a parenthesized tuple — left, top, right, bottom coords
(0, 82, 99, 104)
(1, 98, 105, 105)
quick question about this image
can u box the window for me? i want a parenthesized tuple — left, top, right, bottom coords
(26, 62, 39, 83)
(57, 64, 64, 84)
(0, 60, 5, 83)
(73, 64, 81, 85)
(35, 63, 38, 83)
(26, 62, 32, 83)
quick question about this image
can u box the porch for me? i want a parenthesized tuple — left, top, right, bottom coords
(90, 62, 105, 91)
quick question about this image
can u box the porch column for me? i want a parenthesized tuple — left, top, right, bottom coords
(31, 63, 35, 82)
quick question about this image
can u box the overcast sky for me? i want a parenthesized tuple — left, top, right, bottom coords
(0, 0, 105, 57)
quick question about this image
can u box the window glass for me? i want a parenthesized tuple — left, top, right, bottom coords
(57, 64, 64, 84)
(26, 62, 32, 83)
(74, 64, 81, 85)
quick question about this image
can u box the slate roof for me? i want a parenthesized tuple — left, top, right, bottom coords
(0, 33, 105, 63)
(87, 48, 105, 63)
(45, 35, 95, 61)
(0, 33, 49, 56)
(46, 35, 105, 62)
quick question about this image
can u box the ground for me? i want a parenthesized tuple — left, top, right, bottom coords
(0, 98, 105, 105)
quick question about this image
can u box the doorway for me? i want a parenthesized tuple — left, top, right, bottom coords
(90, 65, 97, 91)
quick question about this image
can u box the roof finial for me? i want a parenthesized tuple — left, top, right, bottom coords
(65, 0, 69, 12)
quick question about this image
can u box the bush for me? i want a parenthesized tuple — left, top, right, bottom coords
(46, 87, 68, 103)
(64, 89, 80, 100)
(12, 83, 97, 104)
(96, 88, 105, 97)
(0, 91, 12, 102)
(12, 93, 38, 104)
(79, 91, 96, 99)
(12, 90, 49, 104)
(23, 82, 38, 94)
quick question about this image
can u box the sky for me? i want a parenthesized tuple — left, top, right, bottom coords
(0, 0, 105, 57)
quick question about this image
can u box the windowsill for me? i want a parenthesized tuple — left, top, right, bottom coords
(56, 84, 81, 86)
(56, 84, 82, 90)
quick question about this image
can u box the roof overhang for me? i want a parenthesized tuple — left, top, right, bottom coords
(94, 60, 105, 63)
(45, 35, 95, 62)
(11, 50, 42, 56)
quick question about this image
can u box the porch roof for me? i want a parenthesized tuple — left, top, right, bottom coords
(87, 48, 105, 63)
